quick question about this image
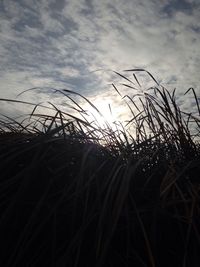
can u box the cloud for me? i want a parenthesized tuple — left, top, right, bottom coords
(0, 0, 200, 127)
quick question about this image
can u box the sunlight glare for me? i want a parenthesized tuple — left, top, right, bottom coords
(83, 97, 123, 132)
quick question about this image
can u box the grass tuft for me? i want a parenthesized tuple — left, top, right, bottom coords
(0, 69, 199, 267)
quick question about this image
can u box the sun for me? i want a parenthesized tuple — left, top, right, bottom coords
(88, 99, 115, 126)
(82, 97, 122, 132)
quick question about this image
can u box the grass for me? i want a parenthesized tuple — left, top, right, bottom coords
(0, 69, 200, 267)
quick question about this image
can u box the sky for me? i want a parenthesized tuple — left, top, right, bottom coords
(0, 0, 200, 130)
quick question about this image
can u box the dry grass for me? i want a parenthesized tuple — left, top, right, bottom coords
(0, 69, 199, 267)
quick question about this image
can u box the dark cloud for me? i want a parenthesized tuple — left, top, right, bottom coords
(80, 0, 95, 16)
(162, 0, 195, 16)
(13, 14, 42, 32)
(49, 0, 66, 12)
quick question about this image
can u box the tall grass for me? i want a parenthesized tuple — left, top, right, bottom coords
(0, 69, 199, 267)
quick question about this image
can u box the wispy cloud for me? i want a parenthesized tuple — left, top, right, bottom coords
(0, 0, 200, 122)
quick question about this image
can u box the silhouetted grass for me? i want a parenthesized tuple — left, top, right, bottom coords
(0, 70, 199, 267)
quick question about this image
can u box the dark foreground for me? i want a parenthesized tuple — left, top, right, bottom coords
(0, 132, 200, 267)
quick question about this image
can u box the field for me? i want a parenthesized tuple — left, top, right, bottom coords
(0, 70, 200, 266)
